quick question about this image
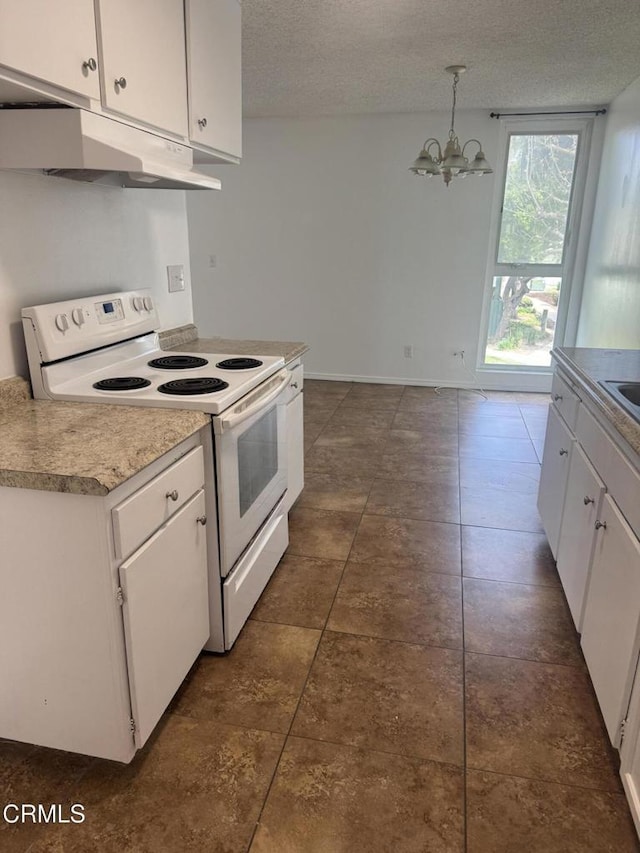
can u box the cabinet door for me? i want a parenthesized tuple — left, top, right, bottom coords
(96, 0, 188, 136)
(556, 443, 605, 630)
(581, 494, 640, 746)
(285, 391, 304, 511)
(119, 490, 209, 748)
(620, 671, 640, 836)
(537, 403, 574, 558)
(186, 0, 242, 158)
(0, 0, 100, 98)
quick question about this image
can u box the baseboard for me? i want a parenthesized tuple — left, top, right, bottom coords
(304, 370, 553, 393)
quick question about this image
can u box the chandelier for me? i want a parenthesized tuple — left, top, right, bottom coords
(409, 65, 493, 186)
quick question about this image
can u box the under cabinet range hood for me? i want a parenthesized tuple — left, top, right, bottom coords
(0, 107, 221, 190)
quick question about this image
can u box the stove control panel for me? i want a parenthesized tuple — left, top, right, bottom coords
(22, 289, 159, 365)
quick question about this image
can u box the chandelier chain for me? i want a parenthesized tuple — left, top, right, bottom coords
(450, 72, 459, 138)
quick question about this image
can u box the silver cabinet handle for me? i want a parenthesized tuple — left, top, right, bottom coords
(553, 393, 563, 401)
(583, 496, 595, 505)
(559, 448, 568, 456)
(291, 381, 299, 389)
(595, 520, 607, 530)
(196, 516, 207, 526)
(197, 117, 208, 129)
(166, 490, 179, 502)
(83, 58, 97, 72)
(115, 77, 127, 90)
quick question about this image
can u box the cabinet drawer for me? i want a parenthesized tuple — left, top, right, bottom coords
(575, 404, 611, 482)
(551, 371, 581, 430)
(113, 446, 204, 560)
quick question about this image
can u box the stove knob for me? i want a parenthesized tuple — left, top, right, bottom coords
(143, 296, 153, 311)
(55, 313, 69, 332)
(132, 297, 144, 312)
(71, 308, 85, 327)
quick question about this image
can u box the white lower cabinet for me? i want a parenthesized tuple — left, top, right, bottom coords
(120, 489, 209, 748)
(556, 443, 605, 630)
(580, 494, 640, 746)
(541, 363, 640, 831)
(0, 432, 209, 762)
(537, 403, 574, 558)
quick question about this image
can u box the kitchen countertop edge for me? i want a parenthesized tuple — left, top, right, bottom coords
(552, 347, 640, 457)
(0, 389, 210, 496)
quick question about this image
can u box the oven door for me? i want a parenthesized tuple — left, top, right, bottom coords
(213, 369, 290, 576)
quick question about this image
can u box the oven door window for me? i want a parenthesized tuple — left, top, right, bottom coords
(237, 406, 278, 517)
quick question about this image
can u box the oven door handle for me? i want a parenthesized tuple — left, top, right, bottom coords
(218, 370, 291, 431)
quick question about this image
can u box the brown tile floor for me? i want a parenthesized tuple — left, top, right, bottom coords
(2, 381, 639, 852)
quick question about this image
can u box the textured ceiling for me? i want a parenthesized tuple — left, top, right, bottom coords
(242, 0, 640, 117)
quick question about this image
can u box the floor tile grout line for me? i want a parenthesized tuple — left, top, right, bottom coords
(464, 762, 625, 797)
(457, 520, 545, 535)
(306, 625, 465, 654)
(170, 707, 288, 740)
(282, 731, 466, 773)
(245, 610, 328, 850)
(463, 648, 589, 671)
(247, 615, 586, 671)
(247, 394, 394, 852)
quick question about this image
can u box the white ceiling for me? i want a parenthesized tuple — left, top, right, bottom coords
(242, 0, 640, 117)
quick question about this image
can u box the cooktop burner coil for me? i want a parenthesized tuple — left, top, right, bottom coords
(216, 357, 264, 370)
(93, 377, 152, 391)
(148, 356, 209, 370)
(157, 377, 230, 395)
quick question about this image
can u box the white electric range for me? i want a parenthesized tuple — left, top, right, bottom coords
(22, 288, 292, 651)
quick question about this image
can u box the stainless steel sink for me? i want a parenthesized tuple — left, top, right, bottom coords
(600, 380, 640, 423)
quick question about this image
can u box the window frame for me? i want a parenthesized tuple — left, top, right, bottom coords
(477, 116, 595, 373)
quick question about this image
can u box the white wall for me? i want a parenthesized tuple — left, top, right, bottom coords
(0, 170, 193, 380)
(577, 76, 640, 348)
(187, 111, 532, 387)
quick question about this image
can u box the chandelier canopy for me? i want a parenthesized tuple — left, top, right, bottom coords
(409, 65, 493, 187)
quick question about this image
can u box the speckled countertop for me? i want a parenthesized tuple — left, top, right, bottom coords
(553, 347, 640, 456)
(0, 377, 209, 496)
(159, 324, 308, 364)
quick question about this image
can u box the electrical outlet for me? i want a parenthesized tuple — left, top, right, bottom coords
(404, 345, 413, 359)
(167, 265, 185, 292)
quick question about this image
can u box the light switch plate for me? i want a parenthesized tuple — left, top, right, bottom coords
(167, 265, 185, 292)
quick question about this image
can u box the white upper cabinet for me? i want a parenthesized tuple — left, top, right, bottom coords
(186, 0, 242, 161)
(0, 0, 100, 99)
(95, 0, 189, 137)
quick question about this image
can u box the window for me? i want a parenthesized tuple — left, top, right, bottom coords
(480, 119, 593, 369)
